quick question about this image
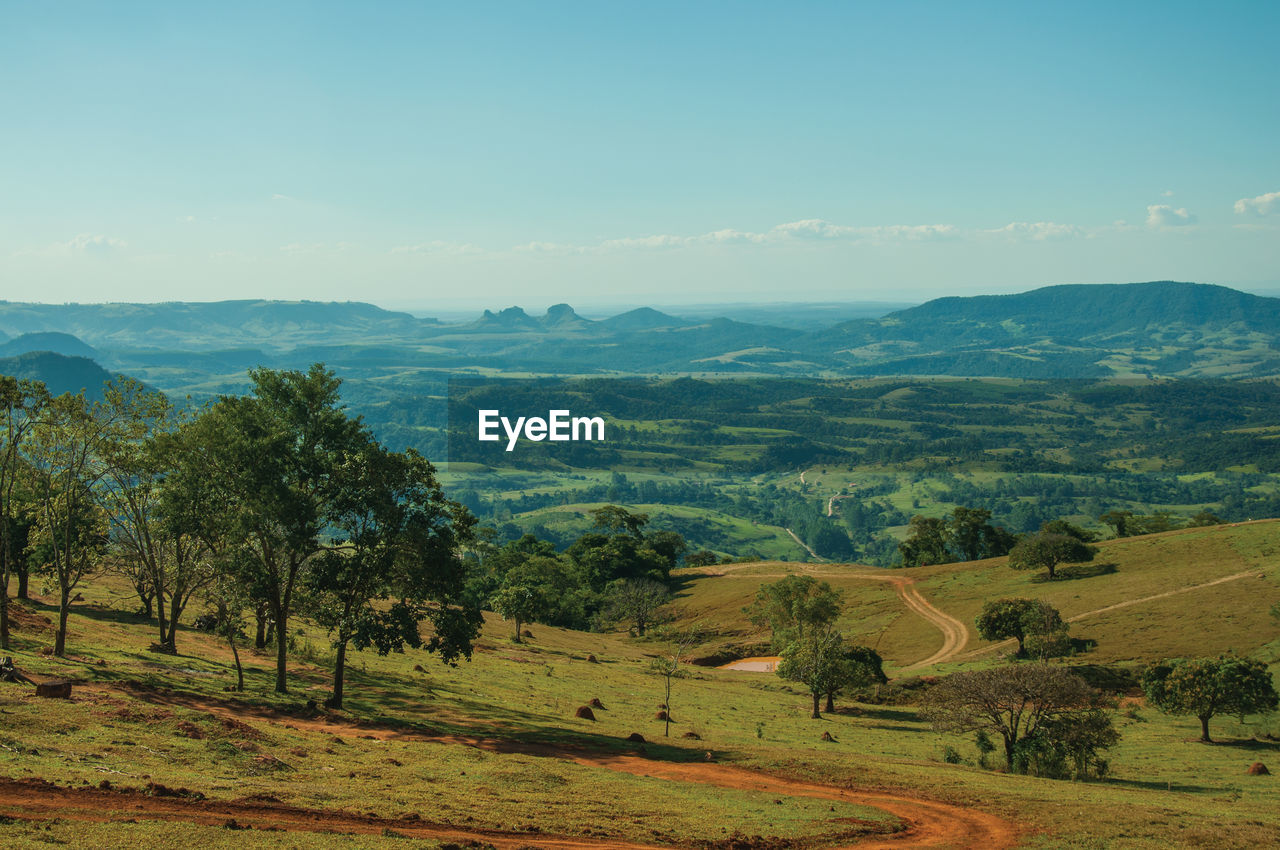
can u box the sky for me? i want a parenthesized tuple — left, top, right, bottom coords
(2, 1, 1277, 310)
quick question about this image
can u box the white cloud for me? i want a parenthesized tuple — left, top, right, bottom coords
(512, 241, 588, 255)
(1145, 204, 1197, 228)
(1234, 190, 1280, 217)
(598, 229, 768, 250)
(68, 233, 128, 253)
(1162, 189, 1174, 197)
(279, 241, 355, 254)
(391, 240, 480, 255)
(770, 219, 957, 242)
(10, 233, 128, 259)
(770, 219, 858, 239)
(984, 221, 1085, 241)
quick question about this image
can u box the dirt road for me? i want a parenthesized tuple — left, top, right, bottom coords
(0, 710, 1019, 850)
(697, 563, 969, 670)
(956, 569, 1264, 661)
(784, 527, 825, 561)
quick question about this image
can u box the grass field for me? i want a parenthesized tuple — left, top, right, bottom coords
(1, 522, 1278, 848)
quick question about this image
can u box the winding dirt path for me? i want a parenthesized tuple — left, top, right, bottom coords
(695, 563, 968, 670)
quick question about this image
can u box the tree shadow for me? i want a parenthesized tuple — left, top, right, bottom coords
(1031, 562, 1118, 583)
(1104, 777, 1218, 793)
(1203, 737, 1280, 752)
(848, 705, 919, 724)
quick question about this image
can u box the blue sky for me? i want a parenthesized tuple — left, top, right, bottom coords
(2, 1, 1277, 310)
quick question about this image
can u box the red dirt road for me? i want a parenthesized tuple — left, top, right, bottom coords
(1, 684, 1020, 849)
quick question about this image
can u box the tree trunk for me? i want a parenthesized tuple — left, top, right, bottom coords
(1015, 635, 1026, 657)
(273, 607, 288, 694)
(328, 640, 347, 709)
(1199, 714, 1212, 743)
(55, 590, 70, 657)
(1003, 734, 1015, 772)
(254, 606, 267, 649)
(664, 675, 672, 737)
(155, 584, 170, 651)
(165, 592, 182, 652)
(271, 601, 289, 696)
(1046, 562, 1057, 580)
(636, 619, 646, 637)
(811, 691, 821, 719)
(825, 692, 835, 714)
(229, 635, 244, 692)
(513, 617, 523, 642)
(0, 581, 9, 651)
(16, 566, 28, 600)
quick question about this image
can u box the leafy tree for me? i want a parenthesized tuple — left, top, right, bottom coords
(490, 554, 576, 641)
(823, 644, 887, 713)
(0, 377, 46, 651)
(1141, 656, 1279, 742)
(98, 379, 213, 653)
(898, 515, 952, 567)
(169, 364, 368, 692)
(811, 524, 855, 560)
(306, 442, 479, 708)
(684, 550, 719, 568)
(644, 529, 687, 572)
(975, 598, 1065, 658)
(600, 577, 671, 636)
(1187, 510, 1222, 527)
(951, 507, 1014, 561)
(1007, 532, 1097, 580)
(777, 626, 851, 719)
(567, 531, 671, 587)
(25, 391, 120, 657)
(1038, 519, 1095, 542)
(745, 574, 843, 651)
(923, 663, 1102, 772)
(1098, 510, 1133, 538)
(590, 505, 647, 537)
(1017, 709, 1118, 780)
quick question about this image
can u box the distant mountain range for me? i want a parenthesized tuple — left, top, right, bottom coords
(3, 283, 1280, 401)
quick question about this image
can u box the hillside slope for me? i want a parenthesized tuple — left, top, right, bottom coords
(672, 519, 1280, 671)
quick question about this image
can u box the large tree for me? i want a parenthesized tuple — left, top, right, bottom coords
(1141, 656, 1279, 742)
(949, 507, 1015, 562)
(823, 644, 887, 714)
(1007, 532, 1097, 581)
(171, 364, 367, 693)
(745, 574, 843, 651)
(601, 577, 671, 636)
(490, 554, 576, 641)
(777, 626, 851, 719)
(898, 515, 952, 567)
(0, 377, 47, 651)
(975, 598, 1065, 658)
(26, 391, 122, 657)
(923, 663, 1101, 771)
(307, 442, 479, 708)
(98, 379, 213, 653)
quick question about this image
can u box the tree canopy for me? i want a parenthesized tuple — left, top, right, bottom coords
(1141, 656, 1279, 742)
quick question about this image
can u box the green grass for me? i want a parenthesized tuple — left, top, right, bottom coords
(2, 522, 1279, 848)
